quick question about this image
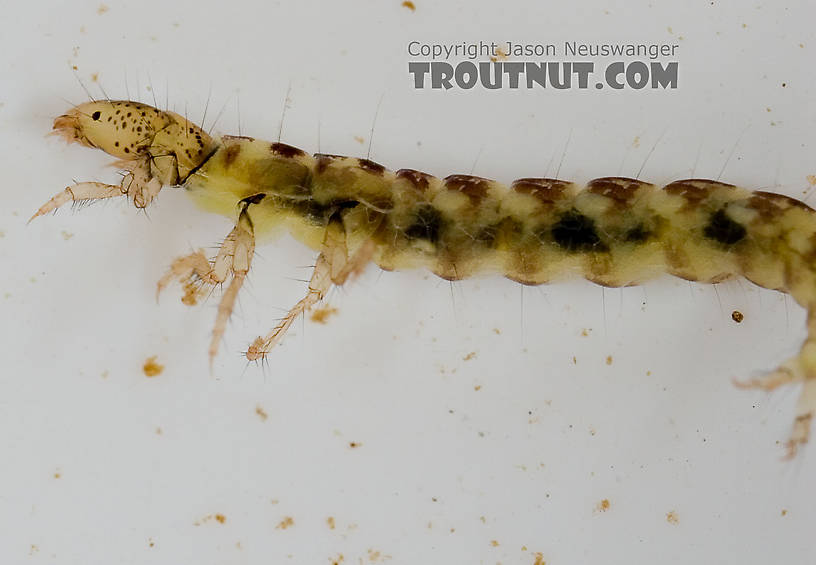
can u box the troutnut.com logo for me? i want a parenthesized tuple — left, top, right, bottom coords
(407, 41, 679, 90)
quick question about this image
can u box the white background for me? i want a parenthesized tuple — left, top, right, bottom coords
(1, 1, 815, 563)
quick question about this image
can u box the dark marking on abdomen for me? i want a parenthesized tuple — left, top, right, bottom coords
(404, 205, 444, 244)
(550, 210, 607, 252)
(704, 208, 747, 245)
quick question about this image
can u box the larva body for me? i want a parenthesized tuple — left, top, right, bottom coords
(37, 99, 816, 456)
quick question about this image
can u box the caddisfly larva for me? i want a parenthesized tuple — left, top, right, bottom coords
(34, 99, 816, 456)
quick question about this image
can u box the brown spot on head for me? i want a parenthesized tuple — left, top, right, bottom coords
(357, 158, 386, 175)
(223, 143, 241, 166)
(511, 178, 572, 204)
(587, 177, 653, 207)
(443, 174, 492, 205)
(270, 142, 305, 158)
(396, 168, 435, 192)
(664, 179, 736, 207)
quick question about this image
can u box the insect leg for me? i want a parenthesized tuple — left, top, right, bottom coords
(208, 209, 254, 366)
(29, 182, 125, 222)
(735, 308, 816, 457)
(245, 217, 375, 361)
(157, 204, 255, 367)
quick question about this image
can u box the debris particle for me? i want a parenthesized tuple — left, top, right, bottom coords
(596, 499, 611, 512)
(490, 540, 500, 547)
(310, 306, 338, 324)
(533, 553, 546, 565)
(401, 0, 416, 11)
(807, 175, 816, 186)
(353, 135, 365, 144)
(463, 351, 476, 361)
(276, 516, 294, 530)
(474, 385, 482, 391)
(632, 135, 641, 148)
(97, 3, 109, 14)
(348, 441, 362, 449)
(731, 310, 744, 323)
(90, 73, 99, 82)
(327, 516, 336, 529)
(781, 509, 788, 516)
(605, 355, 613, 365)
(194, 514, 227, 526)
(666, 510, 679, 524)
(61, 230, 74, 240)
(142, 356, 164, 377)
(492, 328, 501, 334)
(256, 405, 268, 421)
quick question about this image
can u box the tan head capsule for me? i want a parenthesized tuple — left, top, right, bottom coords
(52, 100, 216, 184)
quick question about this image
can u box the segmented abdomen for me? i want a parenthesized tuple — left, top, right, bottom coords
(185, 136, 816, 306)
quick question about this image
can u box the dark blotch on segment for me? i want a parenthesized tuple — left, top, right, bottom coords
(270, 142, 305, 158)
(314, 153, 344, 174)
(224, 144, 241, 166)
(587, 177, 650, 207)
(358, 158, 386, 175)
(91, 111, 101, 121)
(623, 224, 651, 243)
(444, 174, 491, 205)
(396, 168, 434, 192)
(703, 208, 746, 245)
(551, 210, 606, 252)
(404, 205, 443, 244)
(664, 179, 736, 207)
(511, 178, 572, 204)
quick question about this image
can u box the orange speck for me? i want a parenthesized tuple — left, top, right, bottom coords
(256, 405, 268, 421)
(596, 499, 611, 512)
(605, 355, 613, 365)
(276, 516, 294, 530)
(97, 3, 109, 14)
(807, 175, 816, 186)
(463, 351, 476, 361)
(348, 441, 362, 449)
(474, 385, 482, 391)
(490, 540, 500, 547)
(731, 310, 744, 323)
(143, 356, 164, 377)
(327, 516, 336, 529)
(353, 136, 365, 144)
(781, 509, 788, 516)
(401, 0, 416, 11)
(666, 510, 679, 524)
(533, 552, 546, 565)
(215, 514, 226, 524)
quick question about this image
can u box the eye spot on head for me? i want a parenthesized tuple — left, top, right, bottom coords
(91, 111, 101, 121)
